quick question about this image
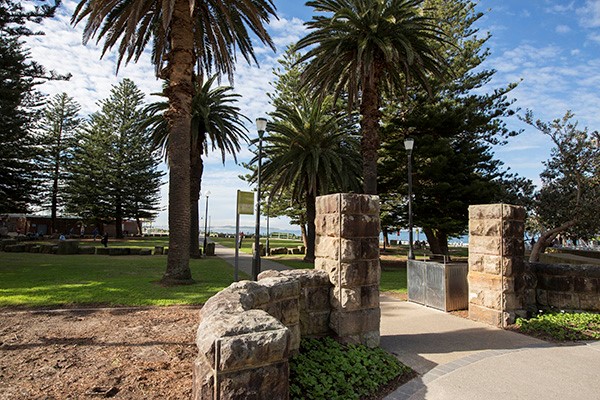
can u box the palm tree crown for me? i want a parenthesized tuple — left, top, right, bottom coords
(256, 95, 361, 261)
(296, 0, 448, 194)
(72, 0, 276, 77)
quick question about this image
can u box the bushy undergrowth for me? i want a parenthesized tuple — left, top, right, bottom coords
(289, 337, 410, 400)
(516, 311, 600, 341)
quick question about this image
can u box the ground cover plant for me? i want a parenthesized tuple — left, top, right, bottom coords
(0, 252, 245, 307)
(515, 311, 600, 341)
(289, 337, 413, 400)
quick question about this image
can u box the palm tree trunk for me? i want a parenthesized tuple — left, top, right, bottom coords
(304, 191, 316, 262)
(360, 68, 382, 195)
(190, 152, 203, 258)
(161, 0, 194, 285)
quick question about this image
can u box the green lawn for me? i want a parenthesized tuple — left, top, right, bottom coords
(0, 252, 247, 308)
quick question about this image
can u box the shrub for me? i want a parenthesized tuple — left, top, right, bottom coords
(516, 311, 600, 341)
(289, 337, 410, 400)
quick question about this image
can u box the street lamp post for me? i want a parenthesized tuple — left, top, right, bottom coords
(203, 191, 211, 255)
(265, 195, 270, 257)
(252, 117, 267, 280)
(404, 138, 415, 260)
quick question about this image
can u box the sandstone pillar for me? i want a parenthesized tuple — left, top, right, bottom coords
(468, 204, 526, 327)
(314, 193, 381, 347)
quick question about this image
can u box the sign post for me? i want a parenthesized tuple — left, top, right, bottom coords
(235, 190, 254, 281)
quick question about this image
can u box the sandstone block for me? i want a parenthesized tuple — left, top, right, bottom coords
(314, 214, 340, 237)
(197, 310, 290, 371)
(216, 361, 289, 400)
(300, 311, 331, 337)
(579, 295, 600, 311)
(315, 236, 340, 260)
(360, 284, 380, 308)
(259, 277, 300, 301)
(316, 194, 340, 215)
(469, 219, 502, 237)
(154, 246, 164, 255)
(330, 307, 380, 336)
(288, 323, 301, 354)
(340, 215, 380, 238)
(192, 357, 215, 400)
(261, 298, 300, 326)
(303, 286, 331, 312)
(328, 260, 380, 287)
(536, 289, 548, 306)
(468, 236, 501, 256)
(547, 291, 579, 310)
(468, 303, 502, 327)
(331, 287, 362, 311)
(469, 254, 501, 274)
(340, 238, 379, 262)
(469, 287, 502, 310)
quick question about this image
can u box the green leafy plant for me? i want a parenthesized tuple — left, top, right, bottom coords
(516, 311, 600, 341)
(289, 337, 411, 400)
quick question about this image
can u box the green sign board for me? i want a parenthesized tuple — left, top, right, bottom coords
(237, 190, 254, 215)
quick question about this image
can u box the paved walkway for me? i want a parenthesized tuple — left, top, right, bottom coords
(211, 248, 600, 399)
(212, 242, 291, 278)
(381, 297, 600, 400)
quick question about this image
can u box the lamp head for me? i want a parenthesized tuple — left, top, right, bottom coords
(404, 137, 415, 152)
(256, 117, 268, 135)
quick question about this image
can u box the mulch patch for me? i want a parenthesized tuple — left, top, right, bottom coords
(0, 306, 200, 399)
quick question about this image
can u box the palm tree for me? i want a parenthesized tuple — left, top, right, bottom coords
(296, 0, 447, 194)
(145, 75, 249, 257)
(72, 0, 276, 284)
(255, 95, 361, 262)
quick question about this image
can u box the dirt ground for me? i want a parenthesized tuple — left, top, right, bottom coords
(0, 306, 200, 399)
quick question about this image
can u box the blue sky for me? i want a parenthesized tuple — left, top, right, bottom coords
(24, 0, 600, 232)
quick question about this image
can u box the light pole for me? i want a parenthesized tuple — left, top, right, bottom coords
(404, 138, 415, 260)
(203, 190, 211, 255)
(252, 117, 267, 280)
(265, 195, 270, 256)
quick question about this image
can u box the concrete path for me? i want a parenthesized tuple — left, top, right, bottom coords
(212, 242, 291, 278)
(381, 296, 600, 400)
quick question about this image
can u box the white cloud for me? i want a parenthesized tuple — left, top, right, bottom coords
(545, 1, 576, 13)
(555, 24, 571, 33)
(588, 32, 600, 43)
(577, 0, 600, 28)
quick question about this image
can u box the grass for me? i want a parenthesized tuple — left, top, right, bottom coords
(515, 311, 600, 341)
(0, 252, 247, 308)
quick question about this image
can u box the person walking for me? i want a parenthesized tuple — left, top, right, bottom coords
(101, 232, 109, 248)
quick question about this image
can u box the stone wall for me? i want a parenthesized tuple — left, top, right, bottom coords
(531, 262, 600, 312)
(193, 270, 331, 400)
(468, 204, 531, 327)
(314, 193, 381, 347)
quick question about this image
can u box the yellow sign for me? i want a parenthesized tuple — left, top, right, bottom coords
(237, 190, 254, 215)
